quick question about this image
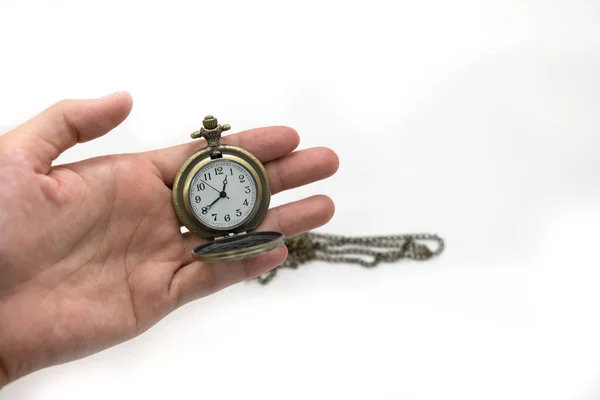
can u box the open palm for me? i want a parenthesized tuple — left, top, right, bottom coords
(0, 92, 338, 385)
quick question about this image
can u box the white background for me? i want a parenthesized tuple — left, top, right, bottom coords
(1, 0, 600, 399)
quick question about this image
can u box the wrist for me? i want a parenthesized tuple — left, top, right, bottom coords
(0, 315, 10, 389)
(0, 293, 23, 387)
(0, 340, 9, 389)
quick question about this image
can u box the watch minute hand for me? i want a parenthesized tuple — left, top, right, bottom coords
(201, 179, 221, 194)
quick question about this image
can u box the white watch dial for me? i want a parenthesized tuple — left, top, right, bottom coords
(188, 159, 258, 229)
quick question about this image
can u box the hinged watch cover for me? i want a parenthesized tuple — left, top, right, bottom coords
(191, 231, 285, 263)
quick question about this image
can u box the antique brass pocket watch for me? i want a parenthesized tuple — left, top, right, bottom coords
(172, 115, 284, 263)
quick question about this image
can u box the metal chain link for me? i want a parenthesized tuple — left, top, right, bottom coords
(256, 231, 445, 285)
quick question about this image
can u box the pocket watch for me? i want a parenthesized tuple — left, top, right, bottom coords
(172, 115, 285, 263)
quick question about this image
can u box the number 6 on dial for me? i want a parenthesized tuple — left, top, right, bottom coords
(172, 115, 284, 263)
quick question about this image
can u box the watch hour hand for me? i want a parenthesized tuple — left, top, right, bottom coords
(206, 196, 221, 210)
(221, 176, 230, 199)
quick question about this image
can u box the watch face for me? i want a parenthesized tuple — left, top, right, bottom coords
(188, 159, 259, 230)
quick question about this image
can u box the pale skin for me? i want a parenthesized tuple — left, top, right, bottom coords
(0, 92, 339, 389)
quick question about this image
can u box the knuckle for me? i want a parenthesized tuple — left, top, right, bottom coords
(51, 98, 77, 113)
(241, 259, 253, 280)
(200, 263, 218, 292)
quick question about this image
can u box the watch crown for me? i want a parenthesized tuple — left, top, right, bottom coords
(203, 115, 218, 130)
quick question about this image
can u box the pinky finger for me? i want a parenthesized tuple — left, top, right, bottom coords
(171, 245, 288, 308)
(171, 195, 335, 306)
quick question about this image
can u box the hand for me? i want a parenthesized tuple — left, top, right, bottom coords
(0, 92, 338, 387)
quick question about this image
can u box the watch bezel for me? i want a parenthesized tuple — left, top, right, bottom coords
(173, 144, 271, 239)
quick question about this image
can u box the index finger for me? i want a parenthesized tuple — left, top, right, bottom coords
(146, 126, 300, 187)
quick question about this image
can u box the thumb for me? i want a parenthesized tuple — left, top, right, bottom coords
(1, 91, 133, 173)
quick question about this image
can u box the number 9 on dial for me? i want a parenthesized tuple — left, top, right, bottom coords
(172, 115, 285, 263)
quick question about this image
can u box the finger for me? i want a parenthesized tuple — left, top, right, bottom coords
(171, 146, 338, 228)
(257, 194, 336, 237)
(172, 245, 288, 308)
(180, 194, 335, 265)
(173, 195, 334, 302)
(146, 126, 300, 187)
(1, 91, 133, 174)
(266, 147, 339, 195)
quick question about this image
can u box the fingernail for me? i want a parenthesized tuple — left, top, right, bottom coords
(98, 91, 123, 100)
